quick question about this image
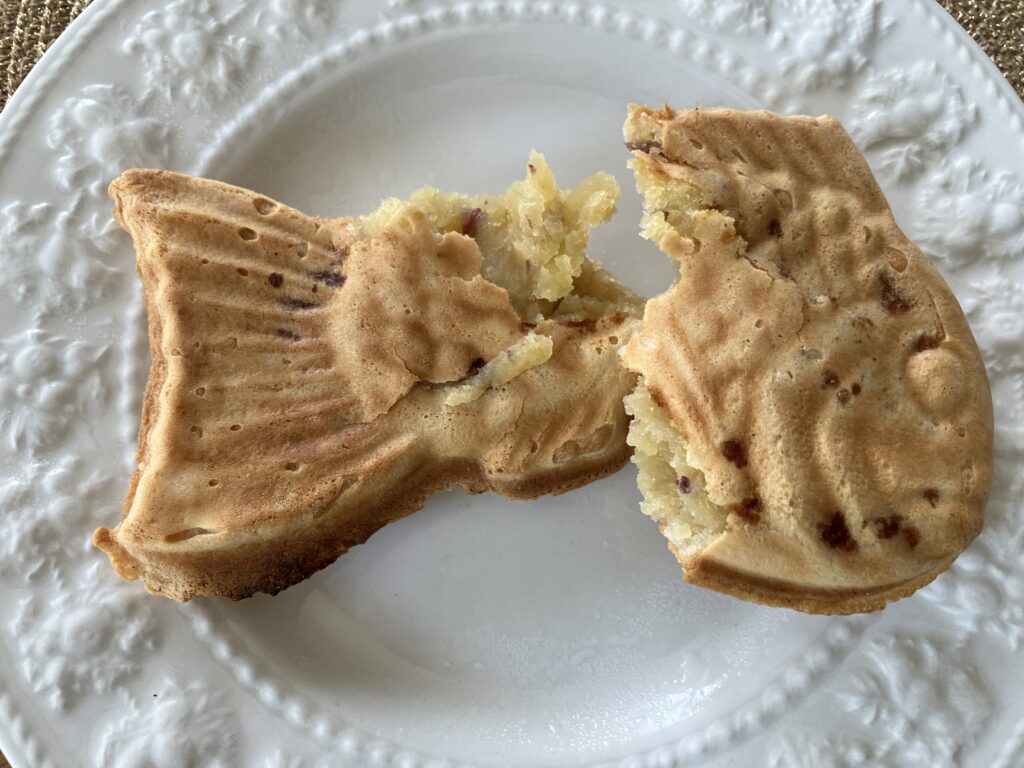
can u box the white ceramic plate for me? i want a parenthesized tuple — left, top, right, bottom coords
(1, 1, 1023, 766)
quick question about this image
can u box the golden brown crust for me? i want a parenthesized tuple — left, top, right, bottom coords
(94, 170, 637, 601)
(623, 106, 993, 614)
(676, 540, 954, 614)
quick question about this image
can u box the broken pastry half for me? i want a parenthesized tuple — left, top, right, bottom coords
(93, 156, 641, 601)
(621, 106, 993, 614)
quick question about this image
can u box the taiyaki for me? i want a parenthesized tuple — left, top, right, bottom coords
(93, 156, 641, 600)
(620, 106, 993, 614)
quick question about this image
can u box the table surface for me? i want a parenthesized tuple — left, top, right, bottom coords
(0, 0, 1022, 766)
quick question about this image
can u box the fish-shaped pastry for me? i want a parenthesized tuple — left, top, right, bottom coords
(93, 156, 641, 601)
(620, 106, 993, 614)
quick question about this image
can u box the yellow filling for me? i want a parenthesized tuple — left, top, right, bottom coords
(445, 332, 553, 406)
(624, 380, 726, 550)
(362, 153, 639, 323)
(624, 154, 723, 552)
(629, 157, 705, 245)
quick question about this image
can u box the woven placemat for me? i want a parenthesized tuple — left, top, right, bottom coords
(0, 1, 1021, 767)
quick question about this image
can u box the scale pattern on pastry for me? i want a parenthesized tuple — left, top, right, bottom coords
(93, 159, 640, 601)
(621, 105, 994, 614)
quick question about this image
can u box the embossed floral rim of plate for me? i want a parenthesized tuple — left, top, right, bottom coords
(1, 1, 1023, 766)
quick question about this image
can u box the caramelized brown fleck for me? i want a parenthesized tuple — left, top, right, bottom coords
(913, 333, 944, 353)
(275, 328, 301, 342)
(852, 315, 875, 330)
(820, 512, 857, 551)
(721, 439, 748, 468)
(923, 488, 940, 508)
(903, 526, 920, 548)
(284, 298, 317, 311)
(767, 219, 782, 237)
(851, 383, 862, 396)
(268, 273, 284, 288)
(733, 496, 761, 524)
(332, 245, 350, 265)
(879, 274, 912, 314)
(677, 475, 692, 494)
(625, 139, 665, 157)
(822, 371, 840, 388)
(871, 515, 902, 539)
(464, 357, 486, 379)
(312, 270, 345, 288)
(461, 207, 484, 238)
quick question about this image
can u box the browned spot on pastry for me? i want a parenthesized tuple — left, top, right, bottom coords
(871, 515, 902, 539)
(923, 488, 940, 508)
(913, 333, 944, 353)
(822, 370, 839, 388)
(851, 383, 861, 396)
(903, 525, 920, 548)
(461, 357, 486, 380)
(276, 328, 301, 342)
(768, 219, 782, 237)
(721, 439, 748, 468)
(880, 274, 912, 314)
(312, 271, 345, 288)
(284, 298, 317, 311)
(820, 512, 857, 551)
(268, 273, 284, 288)
(677, 475, 692, 494)
(625, 139, 665, 157)
(733, 496, 761, 524)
